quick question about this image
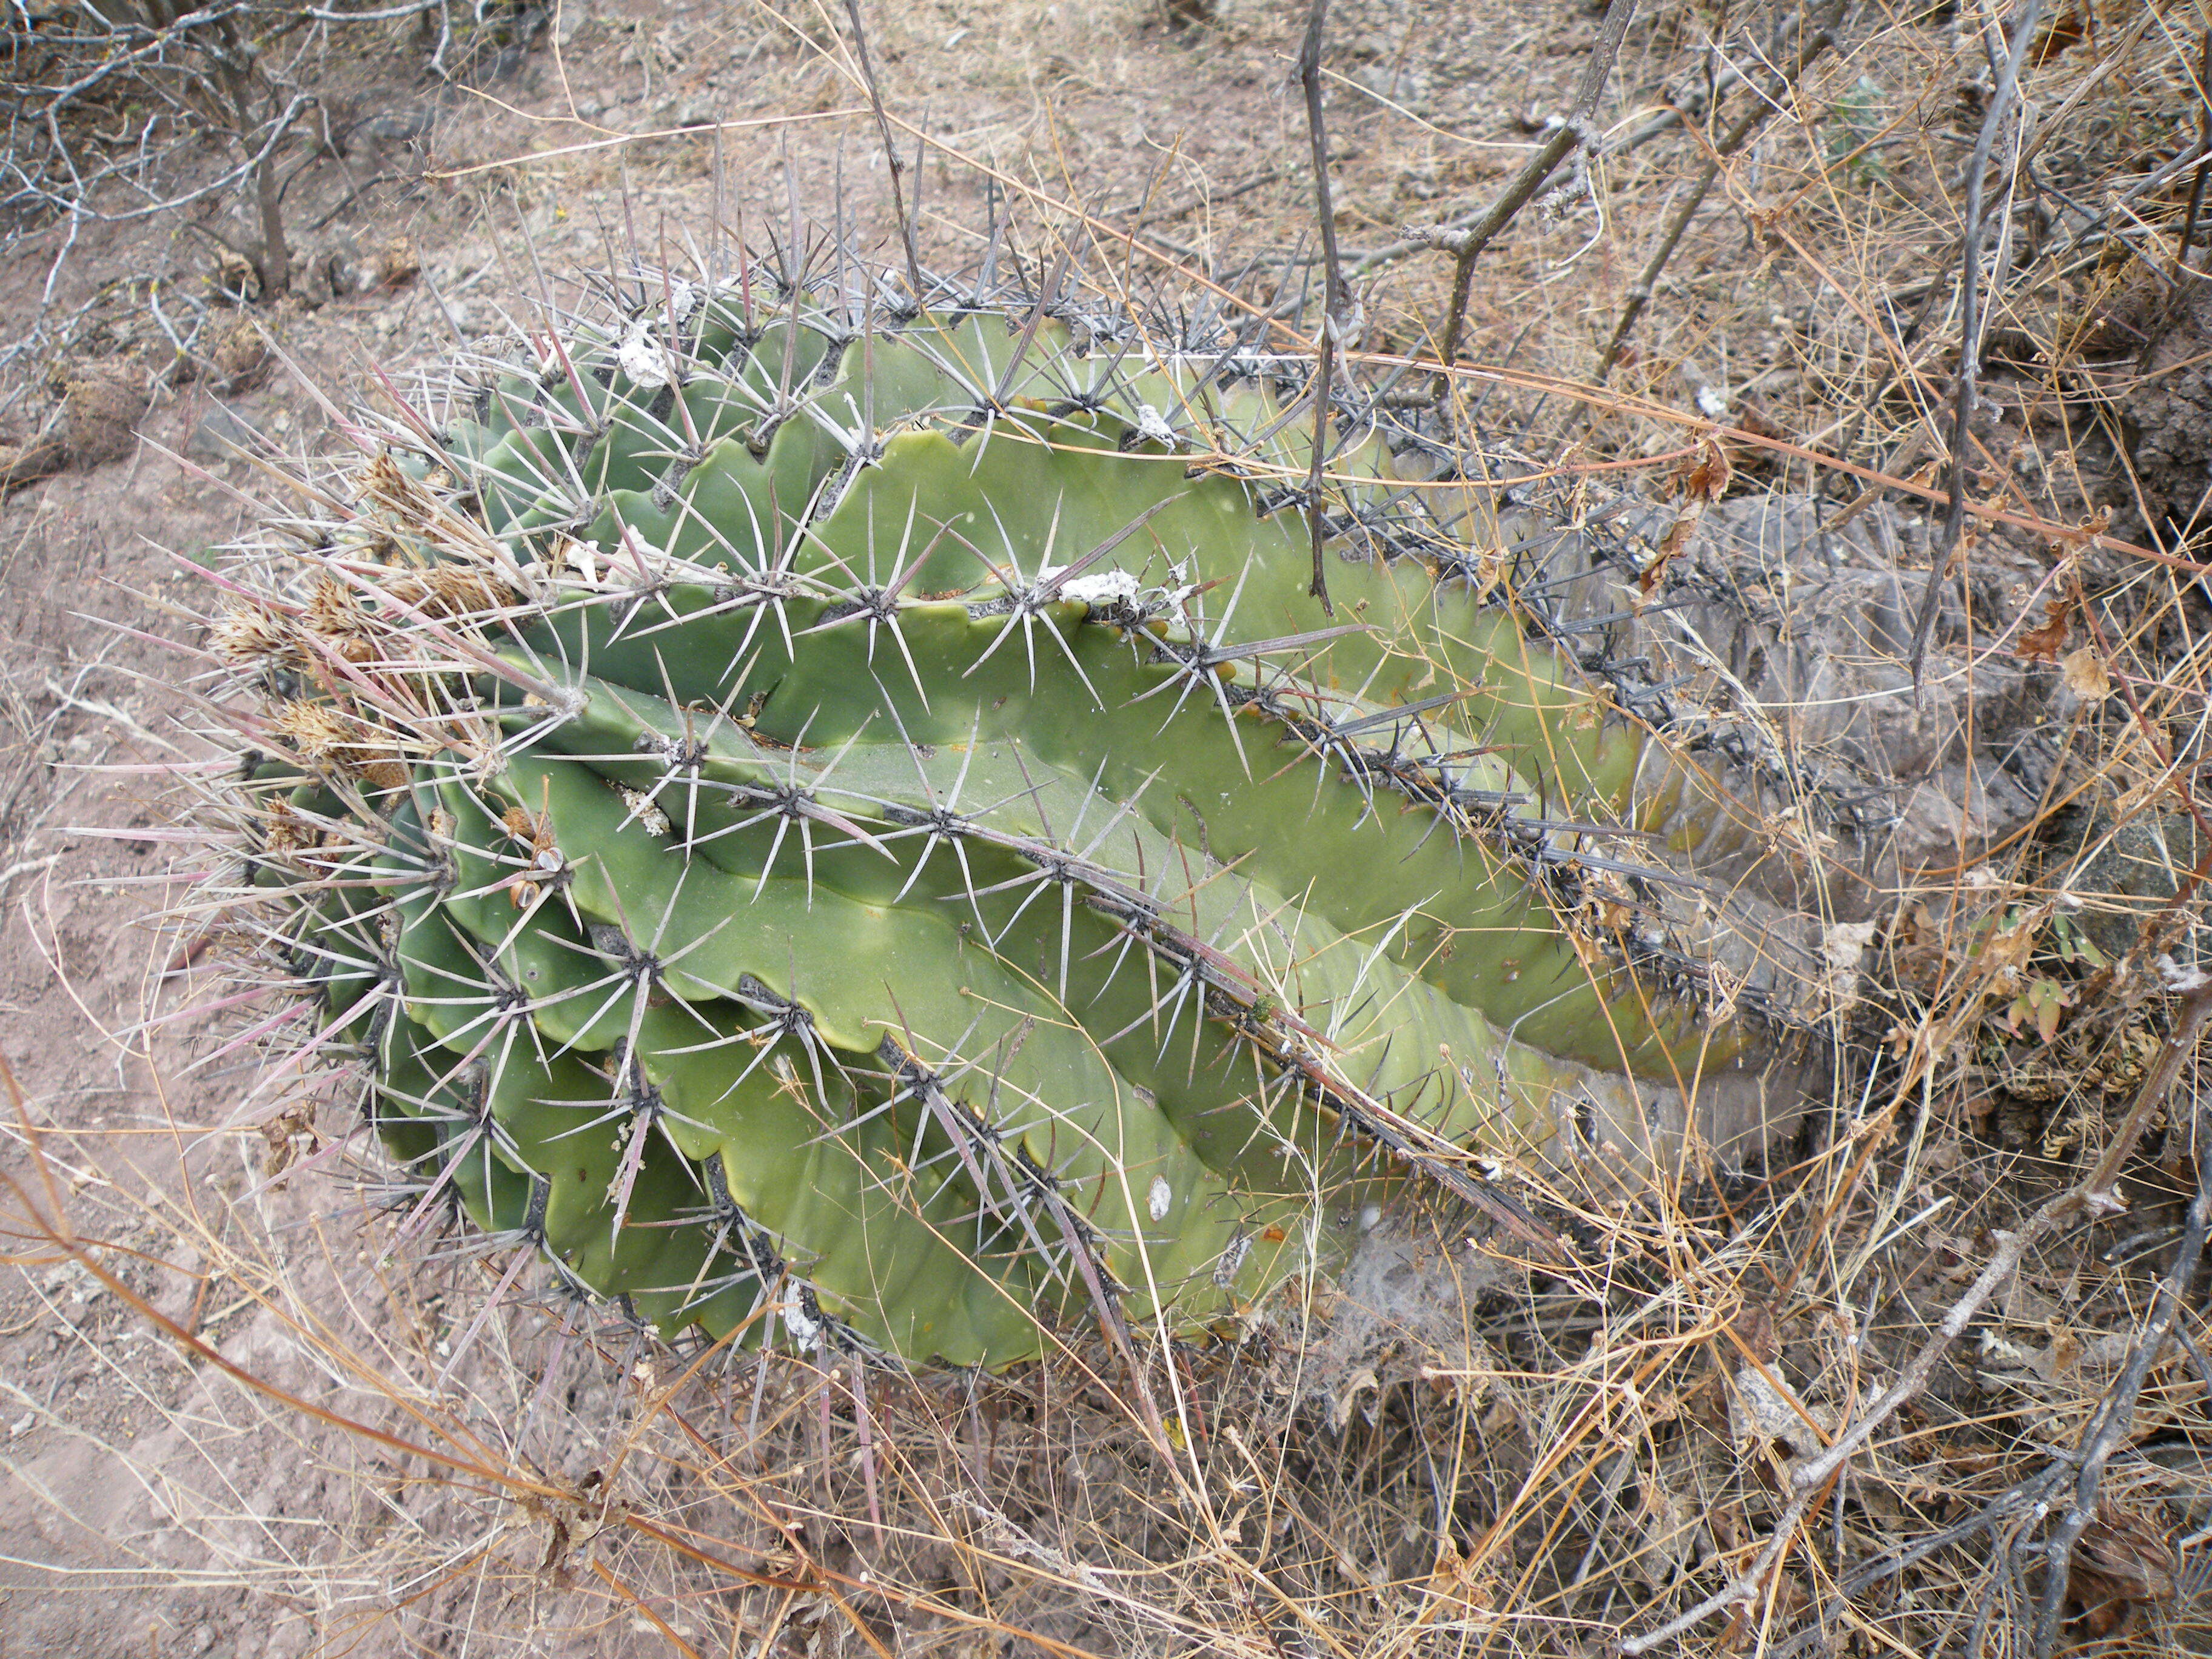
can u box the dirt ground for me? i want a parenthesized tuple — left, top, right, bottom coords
(4, 1, 2210, 1654)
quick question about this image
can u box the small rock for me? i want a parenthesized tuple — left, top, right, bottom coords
(369, 233, 421, 292)
(206, 316, 271, 394)
(208, 246, 261, 301)
(357, 107, 433, 149)
(1350, 63, 1424, 104)
(295, 241, 344, 307)
(189, 404, 260, 460)
(326, 236, 363, 298)
(2058, 811, 2207, 967)
(59, 359, 150, 466)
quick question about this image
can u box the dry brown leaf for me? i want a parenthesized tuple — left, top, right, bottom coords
(1675, 432, 1733, 502)
(2017, 597, 2073, 663)
(1641, 435, 1734, 598)
(2062, 644, 2113, 700)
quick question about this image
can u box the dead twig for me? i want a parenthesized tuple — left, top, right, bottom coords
(841, 0, 923, 302)
(1595, 0, 1849, 381)
(1908, 0, 2048, 693)
(1429, 0, 1638, 394)
(2028, 1139, 2210, 1658)
(2142, 22, 2212, 369)
(1295, 0, 1352, 616)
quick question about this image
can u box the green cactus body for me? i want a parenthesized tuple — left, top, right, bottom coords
(218, 263, 1810, 1368)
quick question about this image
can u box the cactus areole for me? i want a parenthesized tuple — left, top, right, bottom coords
(213, 252, 1814, 1369)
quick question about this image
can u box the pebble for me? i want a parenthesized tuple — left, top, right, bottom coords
(189, 405, 258, 460)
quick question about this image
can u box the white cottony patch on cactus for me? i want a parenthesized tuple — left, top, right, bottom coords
(612, 783, 672, 837)
(616, 318, 672, 387)
(1042, 565, 1142, 608)
(542, 535, 640, 596)
(1161, 555, 1201, 611)
(549, 535, 598, 581)
(783, 1296, 823, 1347)
(1133, 404, 1179, 449)
(611, 283, 701, 386)
(1148, 1176, 1172, 1222)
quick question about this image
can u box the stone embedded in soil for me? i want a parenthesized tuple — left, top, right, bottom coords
(2056, 809, 2208, 967)
(188, 406, 260, 461)
(2106, 280, 2212, 539)
(58, 361, 150, 468)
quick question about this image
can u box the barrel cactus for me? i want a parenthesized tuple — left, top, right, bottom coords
(204, 238, 1826, 1369)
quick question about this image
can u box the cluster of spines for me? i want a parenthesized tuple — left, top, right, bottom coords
(236, 776, 898, 1360)
(452, 247, 1886, 859)
(210, 605, 1578, 1359)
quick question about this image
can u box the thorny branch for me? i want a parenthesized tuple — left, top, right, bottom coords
(1343, 10, 1826, 280)
(840, 0, 923, 303)
(2, 0, 488, 351)
(2143, 22, 2212, 367)
(1295, 0, 1352, 617)
(1820, 2, 2162, 502)
(2028, 1141, 2210, 1659)
(7, 0, 320, 309)
(1595, 0, 1849, 380)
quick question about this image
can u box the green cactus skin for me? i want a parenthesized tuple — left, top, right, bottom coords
(214, 254, 1817, 1369)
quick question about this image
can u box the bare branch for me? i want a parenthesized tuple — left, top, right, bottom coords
(1618, 980, 2212, 1656)
(842, 0, 924, 303)
(2029, 1145, 2210, 1659)
(1295, 0, 1351, 617)
(1596, 0, 1849, 381)
(1432, 0, 1638, 394)
(1908, 0, 2048, 692)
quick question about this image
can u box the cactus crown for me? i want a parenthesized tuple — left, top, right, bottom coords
(204, 232, 1825, 1369)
